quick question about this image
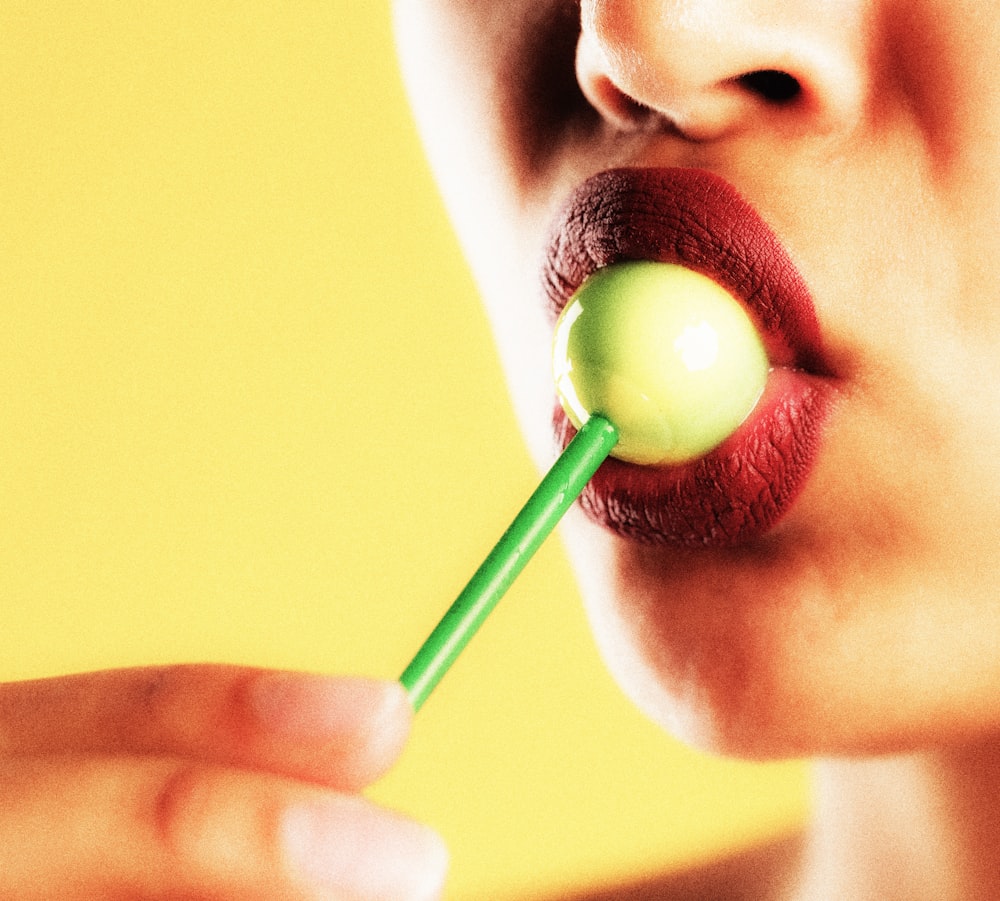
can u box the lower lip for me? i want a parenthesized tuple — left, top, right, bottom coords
(555, 367, 835, 547)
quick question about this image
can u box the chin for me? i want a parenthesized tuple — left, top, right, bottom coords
(562, 511, 798, 758)
(559, 507, 1000, 761)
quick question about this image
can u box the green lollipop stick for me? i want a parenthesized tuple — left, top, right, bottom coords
(400, 261, 770, 711)
(400, 413, 619, 710)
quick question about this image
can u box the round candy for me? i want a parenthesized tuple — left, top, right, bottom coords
(552, 261, 769, 465)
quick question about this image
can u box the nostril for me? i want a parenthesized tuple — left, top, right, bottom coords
(738, 70, 802, 104)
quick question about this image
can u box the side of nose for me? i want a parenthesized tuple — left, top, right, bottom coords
(576, 0, 869, 142)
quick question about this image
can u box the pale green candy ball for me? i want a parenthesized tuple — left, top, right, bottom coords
(552, 261, 769, 465)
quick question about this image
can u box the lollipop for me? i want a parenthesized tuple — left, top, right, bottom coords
(554, 261, 768, 465)
(401, 262, 769, 709)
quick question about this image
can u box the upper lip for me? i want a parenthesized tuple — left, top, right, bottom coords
(540, 167, 838, 547)
(542, 166, 830, 376)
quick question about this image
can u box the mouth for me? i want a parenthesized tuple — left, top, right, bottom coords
(542, 167, 839, 547)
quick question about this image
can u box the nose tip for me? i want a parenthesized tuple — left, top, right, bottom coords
(576, 0, 865, 142)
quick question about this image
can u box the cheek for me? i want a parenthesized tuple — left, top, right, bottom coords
(394, 3, 511, 245)
(395, 6, 565, 437)
(478, 286, 561, 467)
(395, 5, 557, 457)
(393, 0, 581, 270)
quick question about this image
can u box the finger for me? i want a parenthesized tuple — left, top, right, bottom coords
(0, 755, 448, 901)
(0, 666, 412, 789)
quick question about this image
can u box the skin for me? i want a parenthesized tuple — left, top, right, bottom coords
(7, 3, 1000, 897)
(392, 0, 1000, 898)
(0, 667, 448, 899)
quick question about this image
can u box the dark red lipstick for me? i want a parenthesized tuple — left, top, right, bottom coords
(542, 167, 837, 547)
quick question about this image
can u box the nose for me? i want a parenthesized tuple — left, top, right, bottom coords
(576, 0, 868, 142)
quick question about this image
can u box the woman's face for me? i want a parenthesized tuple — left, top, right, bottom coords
(394, 0, 1000, 757)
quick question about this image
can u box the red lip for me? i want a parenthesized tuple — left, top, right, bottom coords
(543, 167, 838, 547)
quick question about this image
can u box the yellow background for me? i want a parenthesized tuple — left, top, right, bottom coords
(1, 4, 808, 897)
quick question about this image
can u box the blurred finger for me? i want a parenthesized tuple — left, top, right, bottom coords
(0, 755, 448, 901)
(0, 666, 412, 789)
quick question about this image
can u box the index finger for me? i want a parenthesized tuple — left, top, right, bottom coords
(0, 665, 412, 790)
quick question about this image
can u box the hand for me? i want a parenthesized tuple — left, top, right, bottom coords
(0, 665, 447, 899)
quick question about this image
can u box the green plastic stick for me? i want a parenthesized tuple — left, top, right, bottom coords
(400, 414, 619, 710)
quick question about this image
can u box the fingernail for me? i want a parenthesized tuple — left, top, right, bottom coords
(282, 796, 448, 900)
(248, 673, 410, 742)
